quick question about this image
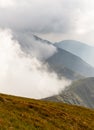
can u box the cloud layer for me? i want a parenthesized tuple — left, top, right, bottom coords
(0, 0, 94, 45)
(0, 0, 78, 33)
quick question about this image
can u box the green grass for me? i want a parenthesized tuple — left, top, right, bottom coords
(0, 93, 94, 130)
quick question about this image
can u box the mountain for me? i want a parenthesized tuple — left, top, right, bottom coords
(14, 33, 94, 79)
(55, 40, 94, 67)
(0, 93, 94, 130)
(32, 34, 52, 44)
(13, 33, 83, 80)
(47, 47, 94, 78)
(44, 77, 94, 108)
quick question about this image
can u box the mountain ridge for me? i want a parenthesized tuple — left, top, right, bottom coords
(14, 33, 94, 79)
(47, 47, 94, 77)
(44, 77, 94, 108)
(55, 40, 94, 67)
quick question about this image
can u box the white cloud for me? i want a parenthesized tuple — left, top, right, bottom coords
(0, 0, 16, 8)
(13, 31, 57, 60)
(0, 28, 71, 99)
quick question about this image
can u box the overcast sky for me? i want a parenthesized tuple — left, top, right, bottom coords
(0, 0, 94, 45)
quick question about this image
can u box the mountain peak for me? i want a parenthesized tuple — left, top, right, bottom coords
(55, 40, 94, 67)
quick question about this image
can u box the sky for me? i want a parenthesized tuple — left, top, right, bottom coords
(0, 0, 94, 45)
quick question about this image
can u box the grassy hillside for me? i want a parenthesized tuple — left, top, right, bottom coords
(0, 94, 94, 130)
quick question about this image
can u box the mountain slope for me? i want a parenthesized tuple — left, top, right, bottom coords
(0, 93, 94, 130)
(47, 47, 94, 77)
(44, 77, 94, 108)
(55, 40, 94, 67)
(14, 33, 94, 79)
(14, 33, 83, 80)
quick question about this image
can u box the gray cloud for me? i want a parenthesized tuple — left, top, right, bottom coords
(0, 0, 88, 33)
(0, 0, 94, 44)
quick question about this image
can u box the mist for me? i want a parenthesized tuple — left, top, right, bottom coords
(0, 28, 71, 99)
(13, 31, 57, 61)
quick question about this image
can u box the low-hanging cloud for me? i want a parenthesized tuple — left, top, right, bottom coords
(13, 31, 57, 60)
(0, 28, 71, 99)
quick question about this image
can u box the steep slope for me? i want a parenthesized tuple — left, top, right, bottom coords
(47, 48, 94, 77)
(13, 33, 94, 79)
(55, 40, 94, 67)
(46, 60, 83, 80)
(14, 33, 83, 80)
(0, 93, 94, 130)
(44, 77, 94, 108)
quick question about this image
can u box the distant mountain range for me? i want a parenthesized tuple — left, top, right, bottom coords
(44, 77, 94, 108)
(55, 40, 94, 67)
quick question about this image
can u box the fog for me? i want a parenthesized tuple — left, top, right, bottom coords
(13, 31, 57, 61)
(0, 28, 71, 99)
